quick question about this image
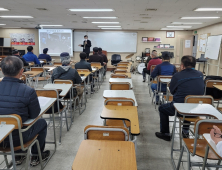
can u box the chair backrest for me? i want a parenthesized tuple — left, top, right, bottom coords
(110, 82, 130, 90)
(117, 64, 128, 67)
(185, 95, 214, 105)
(77, 69, 90, 72)
(53, 62, 62, 66)
(111, 74, 128, 78)
(21, 74, 27, 82)
(120, 61, 129, 64)
(111, 54, 121, 61)
(30, 67, 44, 72)
(53, 79, 73, 85)
(27, 62, 35, 66)
(205, 80, 222, 88)
(116, 66, 128, 70)
(150, 65, 156, 73)
(84, 125, 129, 141)
(39, 59, 47, 64)
(0, 114, 23, 129)
(36, 89, 58, 98)
(91, 62, 101, 67)
(104, 98, 135, 106)
(114, 69, 127, 74)
(157, 75, 172, 82)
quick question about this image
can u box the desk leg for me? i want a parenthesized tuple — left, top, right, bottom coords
(202, 145, 209, 169)
(171, 110, 179, 170)
(9, 133, 16, 170)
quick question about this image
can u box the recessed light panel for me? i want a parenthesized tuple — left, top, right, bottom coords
(181, 17, 220, 19)
(69, 9, 114, 12)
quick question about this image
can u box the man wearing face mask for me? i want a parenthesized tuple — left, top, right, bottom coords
(78, 35, 91, 59)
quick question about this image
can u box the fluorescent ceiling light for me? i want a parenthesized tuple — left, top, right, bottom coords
(167, 26, 192, 28)
(195, 8, 222, 11)
(2, 27, 21, 28)
(92, 22, 119, 24)
(161, 28, 184, 30)
(83, 17, 117, 19)
(0, 24, 6, 25)
(0, 8, 9, 11)
(171, 22, 202, 24)
(98, 26, 121, 27)
(0, 16, 33, 18)
(69, 9, 113, 12)
(101, 28, 122, 29)
(40, 25, 63, 27)
(181, 17, 220, 19)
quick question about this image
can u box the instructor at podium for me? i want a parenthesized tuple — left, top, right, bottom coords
(78, 35, 91, 59)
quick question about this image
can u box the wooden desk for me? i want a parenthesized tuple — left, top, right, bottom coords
(23, 97, 57, 126)
(0, 124, 16, 169)
(44, 84, 72, 97)
(214, 85, 222, 91)
(103, 90, 138, 106)
(72, 140, 137, 170)
(109, 78, 133, 88)
(101, 105, 140, 135)
(24, 71, 43, 77)
(115, 73, 132, 78)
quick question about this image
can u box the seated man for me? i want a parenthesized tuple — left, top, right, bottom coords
(23, 46, 40, 65)
(51, 52, 83, 99)
(151, 52, 176, 103)
(210, 125, 222, 157)
(155, 56, 204, 141)
(98, 47, 108, 76)
(38, 48, 52, 63)
(89, 47, 104, 66)
(142, 50, 156, 82)
(12, 49, 29, 67)
(75, 52, 94, 93)
(0, 56, 49, 166)
(143, 50, 162, 82)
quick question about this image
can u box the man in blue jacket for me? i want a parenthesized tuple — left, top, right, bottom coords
(0, 56, 50, 166)
(151, 52, 176, 103)
(23, 46, 40, 65)
(155, 55, 204, 141)
(38, 48, 52, 63)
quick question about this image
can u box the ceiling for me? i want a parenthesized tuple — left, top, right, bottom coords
(0, 0, 222, 30)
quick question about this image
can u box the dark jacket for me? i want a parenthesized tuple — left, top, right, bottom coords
(0, 77, 40, 123)
(14, 55, 29, 66)
(81, 40, 91, 53)
(170, 68, 204, 103)
(145, 56, 152, 68)
(151, 62, 176, 79)
(75, 59, 92, 72)
(89, 53, 104, 66)
(38, 53, 52, 62)
(23, 52, 40, 65)
(52, 66, 82, 84)
(98, 52, 108, 63)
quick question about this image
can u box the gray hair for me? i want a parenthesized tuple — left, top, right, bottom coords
(60, 52, 71, 65)
(1, 56, 23, 77)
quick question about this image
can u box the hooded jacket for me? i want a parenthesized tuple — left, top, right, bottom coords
(52, 66, 82, 85)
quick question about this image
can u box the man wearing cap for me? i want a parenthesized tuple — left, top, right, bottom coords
(78, 35, 91, 59)
(51, 52, 83, 99)
(150, 52, 176, 103)
(89, 47, 104, 66)
(12, 49, 29, 67)
(23, 46, 40, 65)
(38, 48, 52, 63)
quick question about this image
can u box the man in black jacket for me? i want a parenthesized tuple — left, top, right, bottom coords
(155, 56, 205, 141)
(52, 52, 83, 98)
(12, 49, 29, 67)
(98, 47, 108, 76)
(78, 35, 91, 59)
(0, 56, 50, 166)
(89, 47, 104, 66)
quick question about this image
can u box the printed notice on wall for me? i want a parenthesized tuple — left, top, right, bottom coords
(185, 40, 191, 48)
(10, 33, 35, 46)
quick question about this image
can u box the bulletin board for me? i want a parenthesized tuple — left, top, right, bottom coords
(198, 33, 211, 53)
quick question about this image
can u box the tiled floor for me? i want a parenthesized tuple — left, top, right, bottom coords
(0, 71, 220, 170)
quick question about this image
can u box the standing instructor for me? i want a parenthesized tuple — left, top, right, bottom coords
(78, 35, 91, 59)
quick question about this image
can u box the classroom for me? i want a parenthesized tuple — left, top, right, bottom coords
(1, 0, 222, 170)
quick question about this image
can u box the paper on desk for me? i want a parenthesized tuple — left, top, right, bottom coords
(40, 61, 44, 63)
(38, 97, 52, 107)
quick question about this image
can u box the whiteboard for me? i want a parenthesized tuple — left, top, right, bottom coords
(73, 31, 137, 53)
(205, 35, 222, 60)
(3, 38, 11, 47)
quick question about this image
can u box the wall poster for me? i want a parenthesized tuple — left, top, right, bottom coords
(10, 33, 35, 45)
